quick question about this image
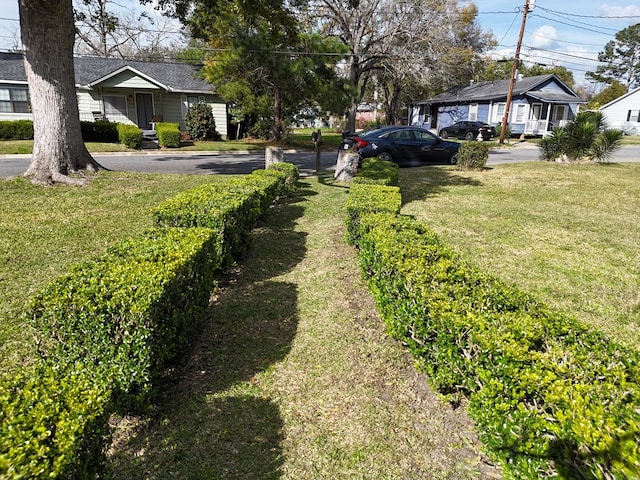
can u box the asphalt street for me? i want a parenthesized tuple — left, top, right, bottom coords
(1, 144, 638, 178)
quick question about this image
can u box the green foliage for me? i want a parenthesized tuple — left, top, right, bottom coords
(345, 181, 402, 245)
(586, 23, 640, 87)
(80, 121, 119, 143)
(0, 120, 34, 140)
(266, 161, 299, 194)
(347, 184, 640, 479)
(26, 227, 221, 409)
(117, 124, 142, 149)
(155, 122, 181, 147)
(456, 142, 489, 170)
(352, 157, 399, 186)
(184, 103, 221, 141)
(495, 121, 511, 140)
(586, 81, 628, 110)
(539, 111, 623, 162)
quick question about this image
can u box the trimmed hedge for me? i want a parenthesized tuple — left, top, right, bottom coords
(155, 122, 181, 148)
(3, 165, 299, 478)
(351, 157, 399, 186)
(266, 161, 299, 194)
(0, 120, 34, 140)
(456, 141, 489, 170)
(347, 185, 640, 478)
(26, 227, 221, 409)
(117, 124, 142, 149)
(80, 121, 119, 143)
(0, 364, 112, 480)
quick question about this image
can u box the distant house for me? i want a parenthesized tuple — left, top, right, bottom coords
(599, 86, 640, 135)
(409, 74, 585, 137)
(0, 52, 228, 138)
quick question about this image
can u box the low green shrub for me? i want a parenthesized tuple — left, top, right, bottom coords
(456, 141, 489, 170)
(0, 364, 112, 479)
(26, 227, 221, 409)
(348, 197, 640, 479)
(0, 120, 34, 140)
(352, 157, 399, 186)
(184, 103, 221, 141)
(345, 183, 401, 245)
(267, 161, 299, 193)
(81, 121, 119, 143)
(117, 124, 142, 149)
(155, 122, 181, 148)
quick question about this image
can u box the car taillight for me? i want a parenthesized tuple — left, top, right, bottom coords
(352, 137, 369, 149)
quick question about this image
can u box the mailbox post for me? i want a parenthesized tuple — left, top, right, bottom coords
(311, 129, 322, 174)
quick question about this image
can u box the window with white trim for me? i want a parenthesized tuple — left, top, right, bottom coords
(103, 95, 127, 117)
(627, 110, 640, 122)
(468, 103, 478, 121)
(186, 95, 206, 108)
(514, 103, 526, 123)
(494, 103, 505, 123)
(0, 87, 30, 113)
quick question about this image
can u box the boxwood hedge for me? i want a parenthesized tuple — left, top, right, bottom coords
(347, 165, 640, 478)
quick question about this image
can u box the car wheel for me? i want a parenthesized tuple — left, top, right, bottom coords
(464, 131, 475, 141)
(448, 152, 459, 165)
(377, 152, 393, 162)
(440, 130, 448, 139)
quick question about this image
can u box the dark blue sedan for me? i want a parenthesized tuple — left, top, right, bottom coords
(340, 126, 460, 166)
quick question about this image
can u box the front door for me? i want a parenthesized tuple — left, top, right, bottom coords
(135, 93, 154, 129)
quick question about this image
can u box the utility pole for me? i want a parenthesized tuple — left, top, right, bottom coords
(499, 0, 534, 144)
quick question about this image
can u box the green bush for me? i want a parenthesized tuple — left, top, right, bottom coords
(0, 364, 112, 479)
(155, 122, 181, 148)
(456, 141, 489, 170)
(345, 183, 401, 245)
(117, 124, 142, 149)
(0, 120, 34, 140)
(347, 187, 640, 479)
(184, 103, 221, 141)
(267, 161, 299, 194)
(81, 121, 119, 143)
(352, 157, 399, 186)
(26, 227, 221, 409)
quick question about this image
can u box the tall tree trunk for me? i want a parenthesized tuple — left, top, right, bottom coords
(19, 0, 102, 185)
(272, 84, 284, 142)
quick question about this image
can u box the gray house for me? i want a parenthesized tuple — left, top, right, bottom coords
(409, 74, 585, 137)
(599, 86, 640, 135)
(0, 52, 228, 138)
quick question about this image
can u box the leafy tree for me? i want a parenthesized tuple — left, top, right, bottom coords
(586, 23, 640, 88)
(184, 103, 221, 140)
(586, 81, 628, 110)
(539, 111, 623, 163)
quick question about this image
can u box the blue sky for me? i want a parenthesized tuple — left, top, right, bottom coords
(1, 0, 639, 88)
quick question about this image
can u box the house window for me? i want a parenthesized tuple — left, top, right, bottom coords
(186, 95, 205, 108)
(627, 110, 640, 122)
(514, 104, 526, 123)
(0, 87, 30, 113)
(468, 103, 478, 122)
(103, 95, 127, 120)
(494, 103, 505, 123)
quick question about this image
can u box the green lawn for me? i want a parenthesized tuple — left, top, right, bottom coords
(399, 162, 640, 350)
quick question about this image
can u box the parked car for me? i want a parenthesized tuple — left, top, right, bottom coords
(339, 126, 460, 166)
(438, 121, 497, 141)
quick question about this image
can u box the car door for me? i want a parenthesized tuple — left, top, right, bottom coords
(380, 129, 416, 165)
(412, 129, 451, 164)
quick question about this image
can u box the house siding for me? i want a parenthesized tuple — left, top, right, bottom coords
(601, 87, 640, 134)
(97, 70, 160, 90)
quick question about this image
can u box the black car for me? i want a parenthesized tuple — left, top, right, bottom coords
(339, 126, 460, 166)
(438, 121, 497, 141)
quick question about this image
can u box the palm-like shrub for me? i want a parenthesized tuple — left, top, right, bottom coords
(539, 111, 623, 162)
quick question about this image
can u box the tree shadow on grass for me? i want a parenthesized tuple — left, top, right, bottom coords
(398, 166, 483, 204)
(105, 191, 310, 479)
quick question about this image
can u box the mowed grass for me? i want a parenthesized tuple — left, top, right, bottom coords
(0, 172, 496, 478)
(400, 162, 640, 350)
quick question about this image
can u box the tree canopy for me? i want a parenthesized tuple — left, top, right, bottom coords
(586, 23, 640, 88)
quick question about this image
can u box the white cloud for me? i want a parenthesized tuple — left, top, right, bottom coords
(529, 25, 559, 48)
(598, 4, 640, 17)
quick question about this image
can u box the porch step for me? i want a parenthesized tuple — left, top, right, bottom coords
(141, 138, 159, 149)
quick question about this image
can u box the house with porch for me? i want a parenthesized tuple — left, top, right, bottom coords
(0, 52, 228, 138)
(409, 74, 585, 137)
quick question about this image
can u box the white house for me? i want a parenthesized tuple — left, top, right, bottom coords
(599, 86, 640, 135)
(0, 52, 229, 138)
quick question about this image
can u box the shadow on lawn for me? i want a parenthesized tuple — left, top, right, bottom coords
(106, 189, 309, 480)
(399, 166, 483, 204)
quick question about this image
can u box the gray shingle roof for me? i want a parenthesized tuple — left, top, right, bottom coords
(0, 52, 213, 94)
(415, 74, 583, 105)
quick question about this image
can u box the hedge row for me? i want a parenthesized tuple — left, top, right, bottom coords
(117, 124, 142, 149)
(346, 162, 640, 478)
(0, 120, 34, 140)
(0, 120, 126, 144)
(155, 122, 180, 148)
(1, 163, 299, 479)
